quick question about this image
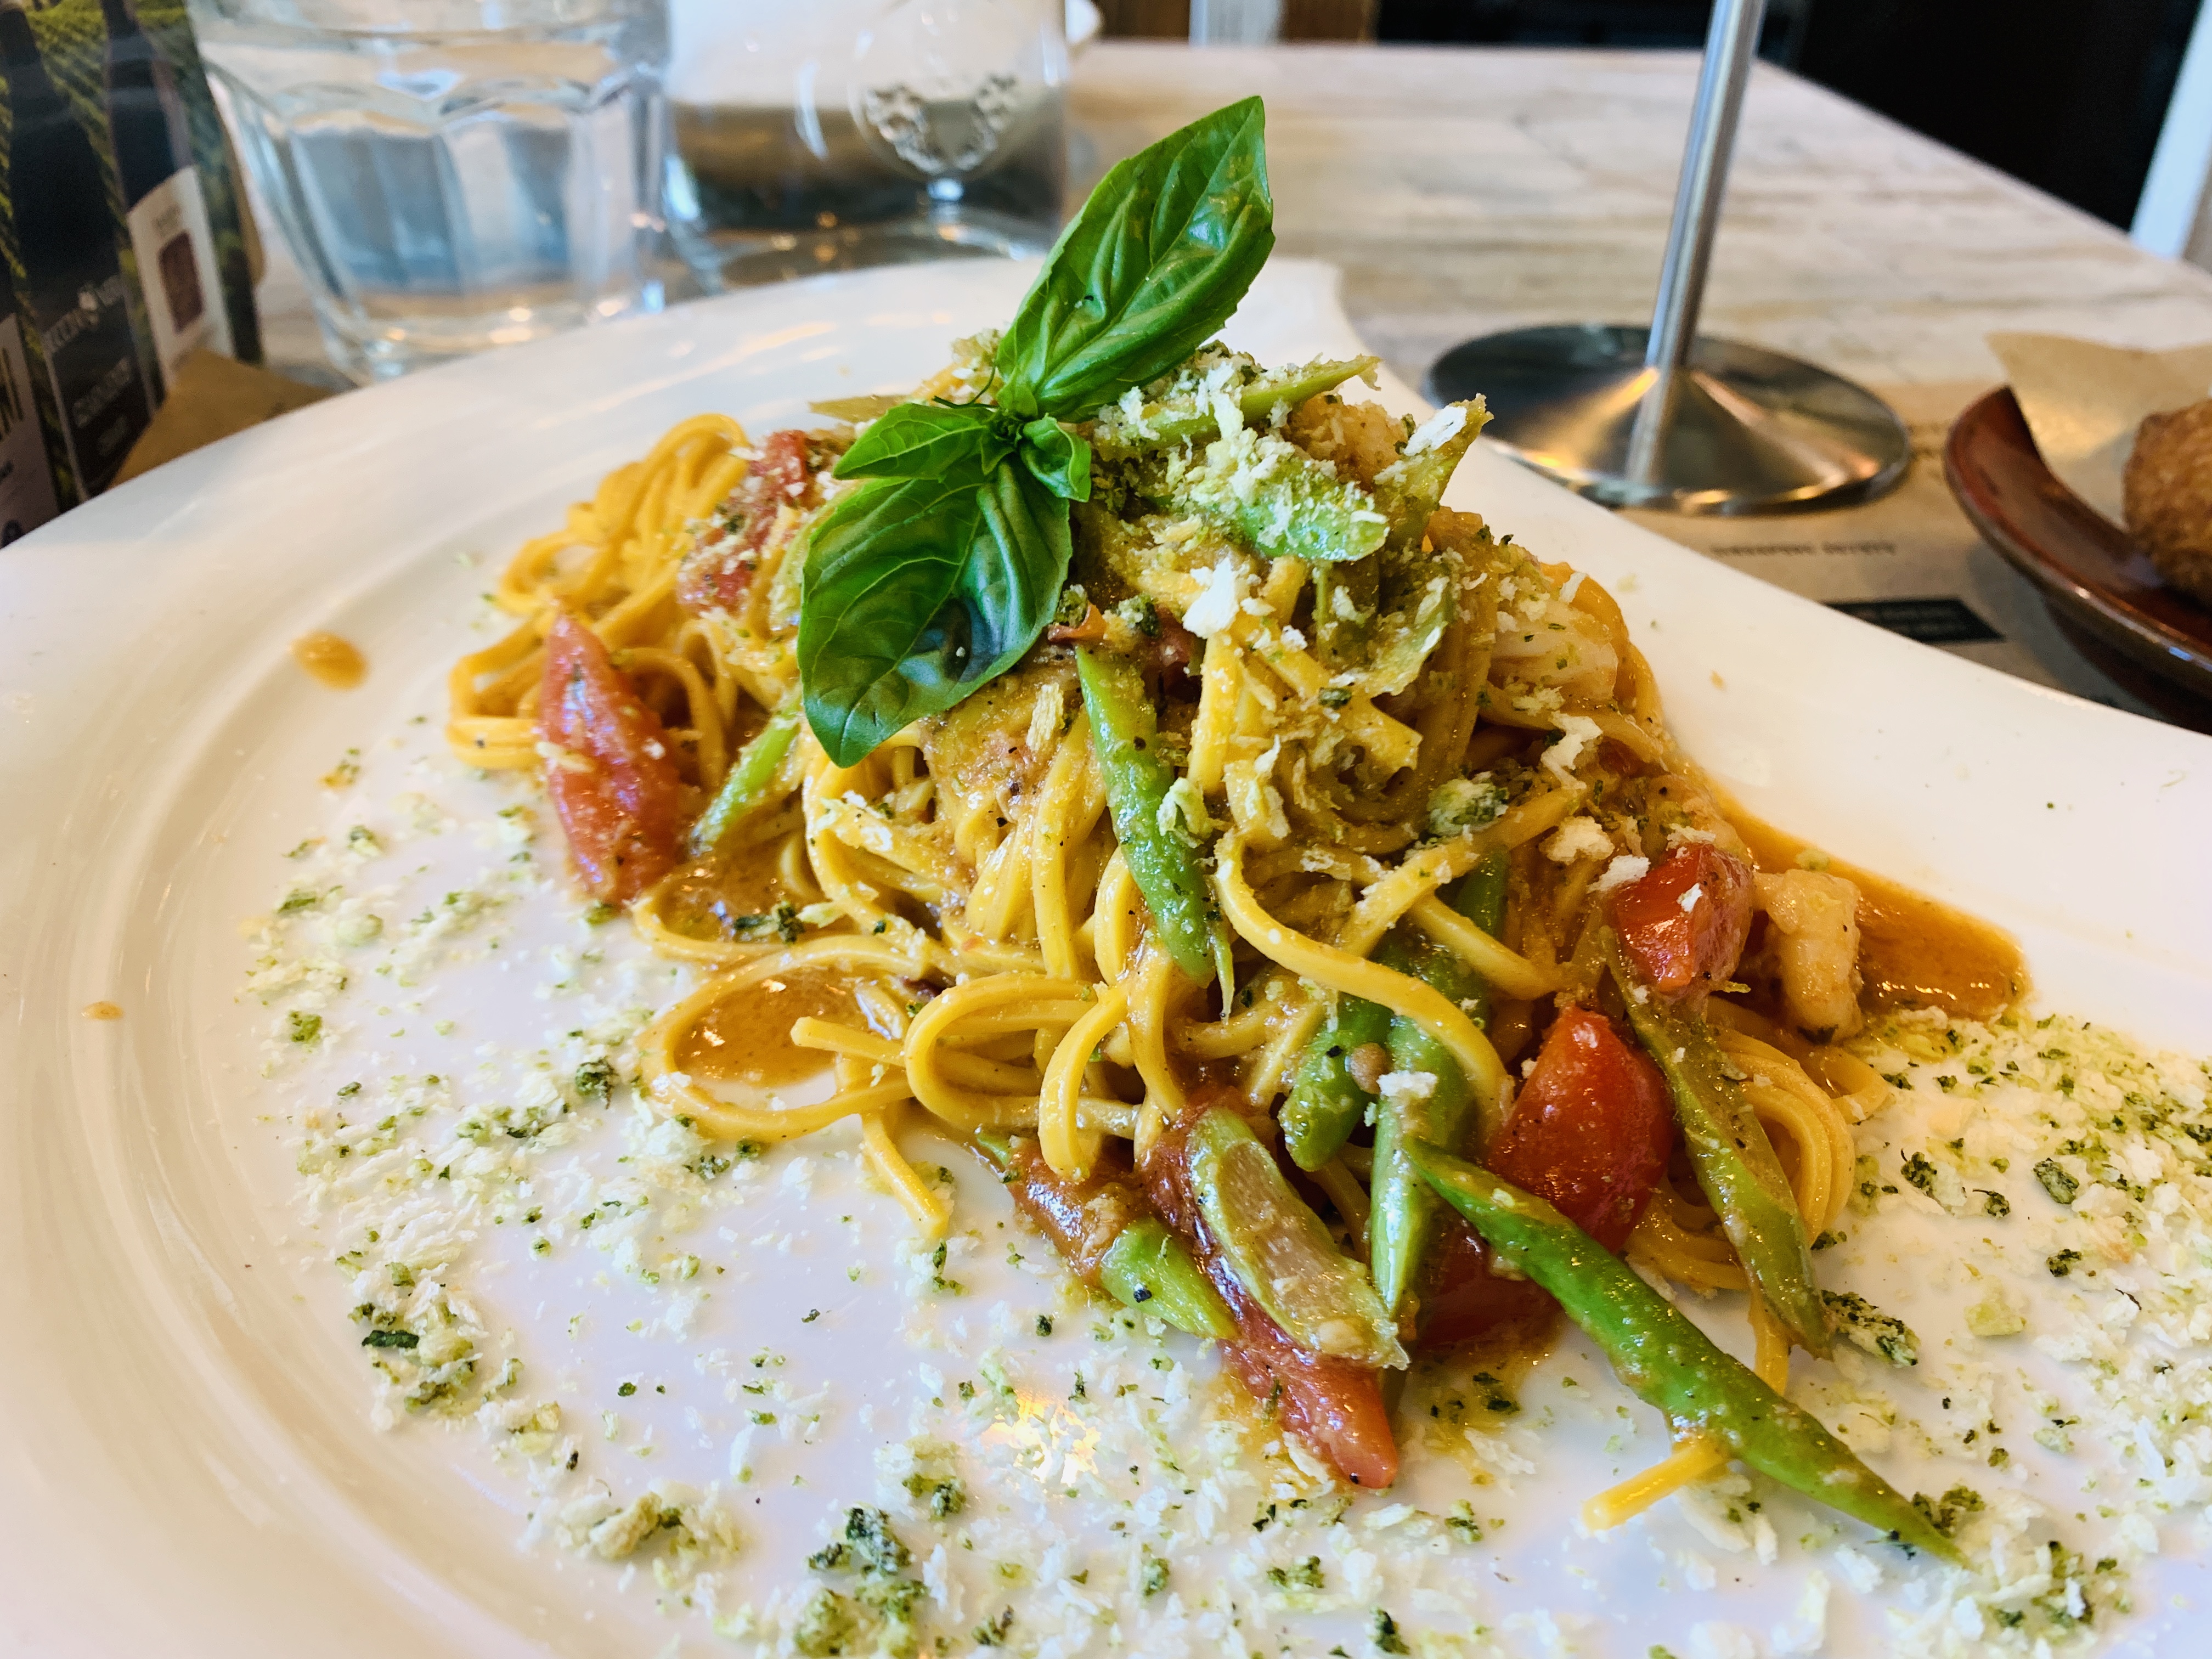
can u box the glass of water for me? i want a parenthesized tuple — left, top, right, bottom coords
(668, 0, 1067, 289)
(191, 0, 670, 382)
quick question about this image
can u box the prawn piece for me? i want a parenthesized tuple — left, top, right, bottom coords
(1752, 869, 1865, 1040)
(1488, 586, 1618, 706)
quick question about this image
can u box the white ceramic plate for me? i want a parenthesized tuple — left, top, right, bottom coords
(5, 261, 2211, 1659)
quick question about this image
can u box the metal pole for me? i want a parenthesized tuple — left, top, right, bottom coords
(1626, 0, 1770, 481)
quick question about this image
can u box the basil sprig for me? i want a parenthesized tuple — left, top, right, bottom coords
(798, 98, 1276, 765)
(996, 97, 1274, 421)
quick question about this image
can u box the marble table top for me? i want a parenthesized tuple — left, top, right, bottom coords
(246, 41, 2212, 723)
(1063, 43, 2212, 396)
(253, 43, 2212, 393)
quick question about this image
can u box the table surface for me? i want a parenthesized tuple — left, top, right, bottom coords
(257, 42, 2212, 396)
(1064, 44, 2212, 393)
(251, 41, 2212, 719)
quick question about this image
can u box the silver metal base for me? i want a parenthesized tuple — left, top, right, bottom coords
(1424, 325, 1911, 515)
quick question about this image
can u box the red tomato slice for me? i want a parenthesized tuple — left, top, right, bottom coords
(1142, 1085, 1401, 1488)
(1412, 1221, 1551, 1351)
(538, 612, 684, 903)
(675, 429, 814, 615)
(1488, 1006, 1674, 1249)
(1221, 1302, 1400, 1489)
(1417, 1007, 1674, 1350)
(1610, 842, 1755, 1002)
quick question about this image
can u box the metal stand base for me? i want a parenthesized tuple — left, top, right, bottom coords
(1425, 325, 1910, 516)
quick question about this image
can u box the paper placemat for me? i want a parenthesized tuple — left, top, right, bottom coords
(1622, 381, 2163, 722)
(1985, 333, 2212, 529)
(112, 348, 335, 488)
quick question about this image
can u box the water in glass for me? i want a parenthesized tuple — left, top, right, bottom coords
(194, 0, 668, 381)
(667, 0, 1065, 288)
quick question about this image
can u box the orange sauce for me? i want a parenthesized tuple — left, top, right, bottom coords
(1725, 807, 2028, 1021)
(1415, 1314, 1558, 1397)
(1399, 1317, 1560, 1483)
(678, 967, 858, 1088)
(290, 631, 366, 689)
(81, 1001, 122, 1020)
(653, 836, 794, 943)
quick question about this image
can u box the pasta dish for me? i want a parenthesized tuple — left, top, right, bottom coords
(442, 99, 2023, 1561)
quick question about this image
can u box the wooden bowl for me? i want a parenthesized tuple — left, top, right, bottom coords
(1945, 386, 2212, 725)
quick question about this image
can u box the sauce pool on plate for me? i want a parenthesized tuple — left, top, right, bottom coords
(1728, 809, 2027, 1020)
(291, 631, 367, 689)
(678, 967, 856, 1088)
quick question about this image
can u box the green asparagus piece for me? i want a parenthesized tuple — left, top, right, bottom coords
(1075, 645, 1230, 987)
(1282, 853, 1507, 1180)
(1187, 1108, 1406, 1368)
(1098, 1217, 1237, 1339)
(1282, 994, 1393, 1171)
(1155, 439, 1387, 567)
(1236, 355, 1379, 422)
(1607, 930, 1832, 1357)
(975, 1134, 1234, 1340)
(1369, 400, 1489, 552)
(688, 704, 802, 860)
(1311, 555, 1379, 667)
(808, 392, 905, 424)
(1089, 354, 1380, 459)
(1406, 1142, 1960, 1562)
(1368, 854, 1510, 1316)
(1361, 550, 1458, 699)
(1368, 932, 1462, 1318)
(1448, 850, 1509, 1033)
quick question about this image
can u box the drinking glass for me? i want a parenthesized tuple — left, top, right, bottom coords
(667, 0, 1068, 289)
(191, 0, 670, 383)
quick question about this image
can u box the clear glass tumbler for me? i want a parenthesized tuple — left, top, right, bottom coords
(667, 0, 1067, 289)
(191, 0, 670, 382)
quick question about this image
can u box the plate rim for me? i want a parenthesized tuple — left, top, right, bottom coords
(5, 256, 2212, 1658)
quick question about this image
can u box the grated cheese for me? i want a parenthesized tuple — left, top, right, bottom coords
(1593, 853, 1651, 894)
(1181, 558, 1246, 637)
(246, 620, 2212, 1659)
(1542, 815, 1614, 866)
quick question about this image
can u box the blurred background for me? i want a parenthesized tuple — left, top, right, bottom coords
(12, 0, 2212, 723)
(1107, 0, 2207, 249)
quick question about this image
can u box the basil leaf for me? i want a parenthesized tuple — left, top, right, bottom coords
(799, 467, 1070, 765)
(835, 402, 1013, 482)
(996, 97, 1273, 420)
(1019, 419, 1092, 502)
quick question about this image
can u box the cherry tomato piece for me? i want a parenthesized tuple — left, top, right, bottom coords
(538, 612, 684, 904)
(1415, 1007, 1674, 1351)
(1143, 1085, 1401, 1488)
(998, 1135, 1144, 1282)
(1221, 1305, 1400, 1489)
(1611, 842, 1755, 1002)
(1414, 1220, 1553, 1350)
(1488, 1006, 1674, 1250)
(675, 429, 814, 614)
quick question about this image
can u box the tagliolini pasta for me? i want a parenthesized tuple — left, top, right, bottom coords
(445, 334, 2019, 1520)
